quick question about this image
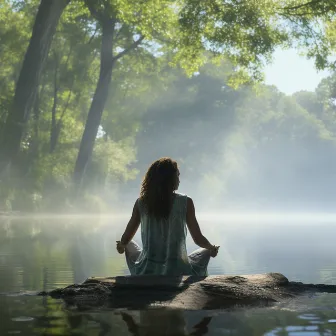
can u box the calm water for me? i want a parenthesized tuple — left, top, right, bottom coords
(1, 215, 336, 335)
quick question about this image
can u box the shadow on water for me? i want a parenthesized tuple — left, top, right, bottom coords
(119, 310, 212, 336)
(66, 309, 213, 336)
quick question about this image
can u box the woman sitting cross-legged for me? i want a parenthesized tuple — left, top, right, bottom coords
(116, 157, 219, 276)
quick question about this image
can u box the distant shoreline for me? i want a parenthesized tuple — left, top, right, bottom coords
(0, 211, 131, 218)
(2, 211, 336, 223)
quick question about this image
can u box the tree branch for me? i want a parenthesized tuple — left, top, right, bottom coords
(282, 0, 321, 11)
(113, 24, 128, 44)
(84, 0, 104, 21)
(281, 0, 336, 14)
(113, 35, 145, 61)
(63, 44, 73, 74)
(59, 79, 74, 122)
(88, 26, 99, 44)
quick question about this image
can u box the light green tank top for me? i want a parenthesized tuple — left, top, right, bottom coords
(131, 193, 193, 276)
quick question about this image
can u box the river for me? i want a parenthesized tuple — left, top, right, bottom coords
(1, 214, 336, 335)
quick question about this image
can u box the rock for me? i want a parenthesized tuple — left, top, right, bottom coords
(41, 273, 336, 311)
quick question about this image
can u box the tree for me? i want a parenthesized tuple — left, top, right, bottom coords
(73, 0, 178, 188)
(178, 0, 289, 83)
(0, 0, 69, 173)
(178, 0, 336, 78)
(0, 1, 35, 134)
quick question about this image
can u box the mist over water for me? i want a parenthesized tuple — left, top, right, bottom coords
(2, 215, 336, 335)
(2, 213, 336, 289)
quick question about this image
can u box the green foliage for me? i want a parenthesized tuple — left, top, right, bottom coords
(2, 0, 336, 212)
(0, 1, 142, 211)
(178, 0, 336, 79)
(178, 0, 289, 81)
(277, 0, 336, 70)
(0, 1, 37, 129)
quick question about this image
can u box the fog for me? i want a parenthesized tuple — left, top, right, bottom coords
(1, 2, 336, 215)
(114, 67, 336, 215)
(2, 62, 336, 214)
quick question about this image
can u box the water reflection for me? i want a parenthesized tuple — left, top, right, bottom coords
(4, 295, 336, 335)
(117, 310, 211, 336)
(0, 217, 127, 294)
(2, 216, 336, 335)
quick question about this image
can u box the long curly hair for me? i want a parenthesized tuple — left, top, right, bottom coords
(140, 157, 179, 219)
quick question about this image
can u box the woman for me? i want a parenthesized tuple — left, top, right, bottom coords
(116, 157, 219, 276)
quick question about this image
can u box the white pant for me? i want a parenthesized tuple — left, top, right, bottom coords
(125, 240, 211, 275)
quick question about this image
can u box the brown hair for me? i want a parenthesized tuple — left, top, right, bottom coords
(140, 157, 179, 219)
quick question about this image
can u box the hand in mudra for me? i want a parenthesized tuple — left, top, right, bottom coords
(210, 245, 220, 258)
(116, 241, 125, 254)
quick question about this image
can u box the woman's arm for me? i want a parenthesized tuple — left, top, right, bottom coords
(186, 197, 219, 257)
(116, 199, 141, 254)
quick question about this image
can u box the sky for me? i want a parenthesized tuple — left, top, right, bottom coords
(264, 48, 330, 95)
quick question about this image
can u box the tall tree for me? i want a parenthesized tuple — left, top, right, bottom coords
(0, 0, 69, 173)
(73, 0, 175, 187)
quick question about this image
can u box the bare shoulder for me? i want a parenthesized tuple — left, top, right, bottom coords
(133, 198, 141, 213)
(186, 196, 195, 212)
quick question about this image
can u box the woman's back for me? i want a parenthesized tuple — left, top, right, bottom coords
(130, 193, 192, 275)
(117, 157, 218, 276)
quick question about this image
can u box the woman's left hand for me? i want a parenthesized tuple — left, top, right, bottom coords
(116, 241, 126, 254)
(210, 245, 219, 258)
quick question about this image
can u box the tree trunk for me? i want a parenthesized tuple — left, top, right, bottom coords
(73, 19, 115, 188)
(50, 54, 59, 153)
(0, 0, 69, 172)
(25, 85, 43, 175)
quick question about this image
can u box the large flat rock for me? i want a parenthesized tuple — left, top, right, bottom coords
(42, 273, 336, 311)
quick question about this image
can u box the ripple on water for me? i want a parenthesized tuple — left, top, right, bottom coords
(328, 319, 336, 323)
(11, 317, 34, 322)
(264, 326, 333, 336)
(298, 314, 324, 324)
(298, 314, 320, 321)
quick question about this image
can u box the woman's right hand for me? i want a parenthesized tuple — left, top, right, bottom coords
(116, 241, 126, 254)
(210, 245, 220, 258)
